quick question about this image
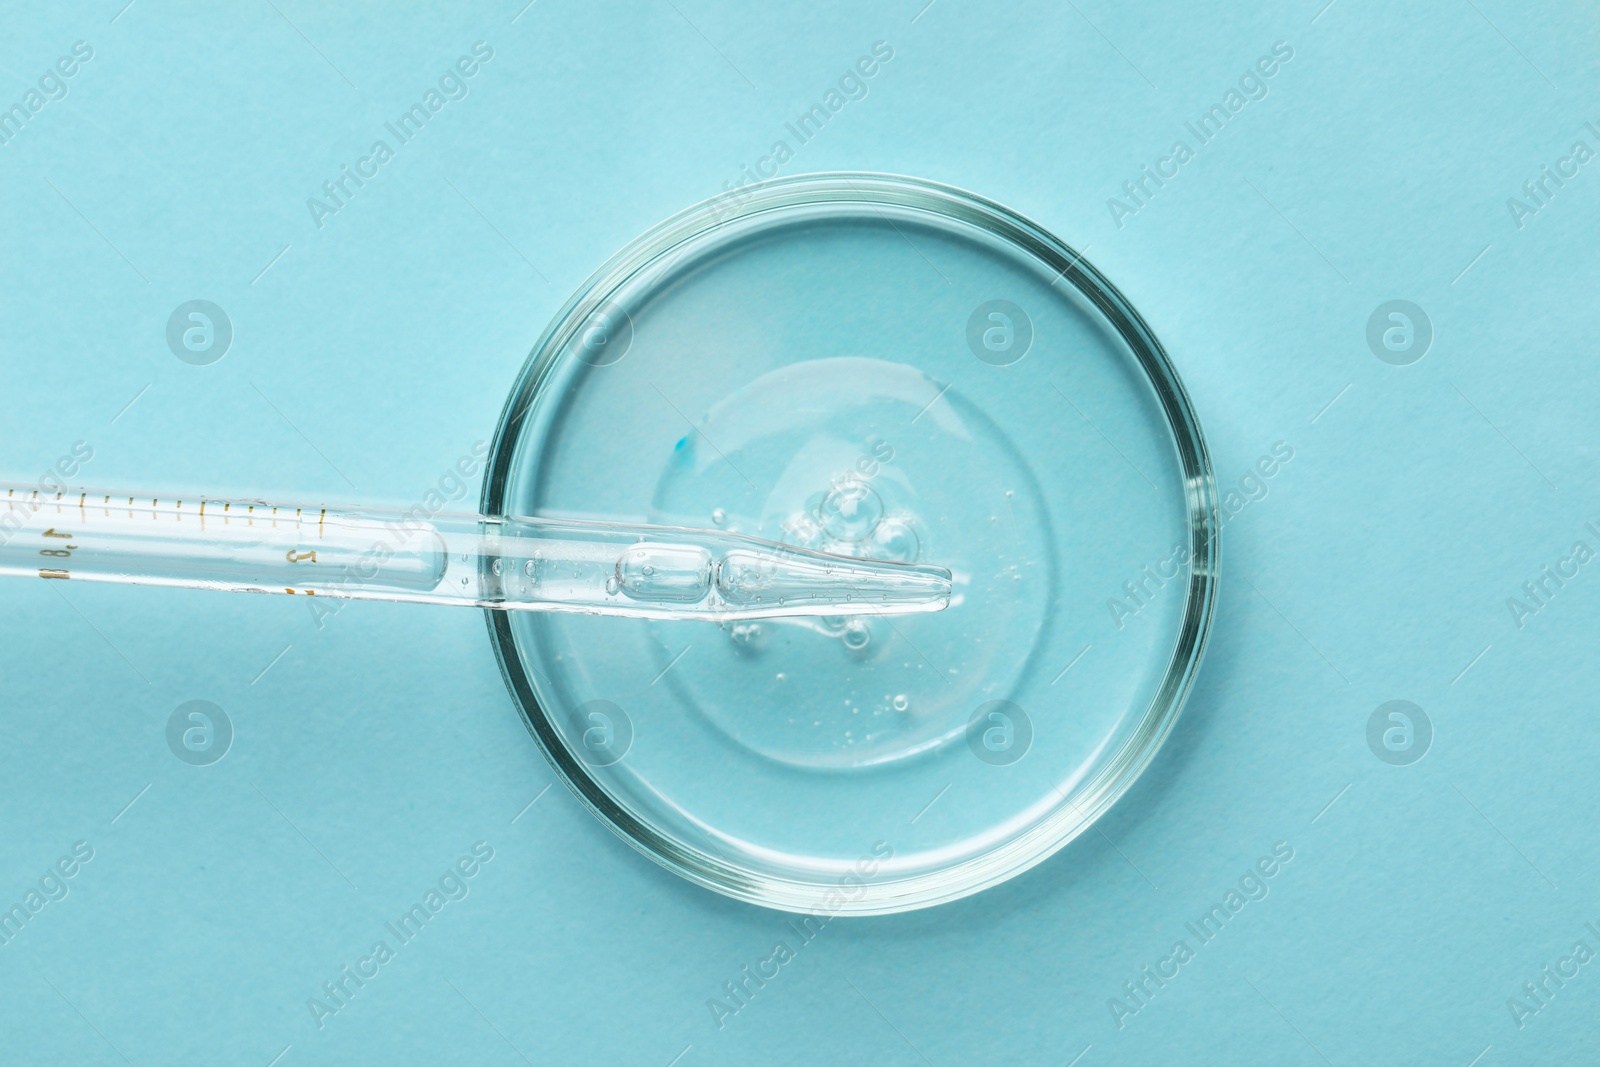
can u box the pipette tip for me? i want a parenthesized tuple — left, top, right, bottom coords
(711, 545, 952, 617)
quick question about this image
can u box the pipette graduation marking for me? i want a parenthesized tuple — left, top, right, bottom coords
(0, 485, 951, 621)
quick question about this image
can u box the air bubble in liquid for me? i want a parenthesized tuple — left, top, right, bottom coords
(712, 508, 727, 526)
(869, 517, 920, 563)
(842, 619, 872, 652)
(605, 574, 620, 595)
(892, 694, 909, 712)
(616, 543, 713, 603)
(818, 481, 884, 543)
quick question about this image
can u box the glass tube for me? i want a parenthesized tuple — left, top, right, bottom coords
(0, 485, 952, 621)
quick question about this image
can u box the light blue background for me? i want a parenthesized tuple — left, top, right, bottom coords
(1, 1, 1596, 1064)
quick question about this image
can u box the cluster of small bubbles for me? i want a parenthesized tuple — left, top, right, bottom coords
(790, 477, 923, 566)
(760, 472, 931, 661)
(818, 481, 884, 543)
(729, 622, 763, 648)
(842, 619, 872, 652)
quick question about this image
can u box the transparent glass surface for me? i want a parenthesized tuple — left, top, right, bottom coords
(483, 174, 1217, 913)
(0, 487, 948, 620)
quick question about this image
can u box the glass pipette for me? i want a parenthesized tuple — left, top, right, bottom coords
(0, 485, 951, 621)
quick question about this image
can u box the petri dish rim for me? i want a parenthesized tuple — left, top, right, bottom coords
(481, 172, 1219, 914)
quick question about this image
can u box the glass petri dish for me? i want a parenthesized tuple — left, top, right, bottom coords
(482, 173, 1217, 914)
